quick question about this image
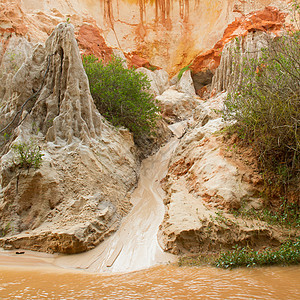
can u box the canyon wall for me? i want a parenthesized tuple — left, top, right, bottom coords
(1, 0, 290, 75)
(0, 0, 296, 256)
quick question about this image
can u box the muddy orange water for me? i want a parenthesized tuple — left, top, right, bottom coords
(1, 122, 300, 298)
(0, 261, 300, 299)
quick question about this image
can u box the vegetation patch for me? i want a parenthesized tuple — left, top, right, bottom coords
(11, 140, 43, 169)
(145, 64, 158, 71)
(215, 238, 300, 269)
(231, 200, 300, 228)
(83, 54, 160, 137)
(177, 238, 300, 269)
(0, 223, 10, 237)
(223, 30, 300, 198)
(178, 63, 192, 80)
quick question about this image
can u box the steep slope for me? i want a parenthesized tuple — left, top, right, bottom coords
(158, 92, 299, 255)
(0, 23, 139, 253)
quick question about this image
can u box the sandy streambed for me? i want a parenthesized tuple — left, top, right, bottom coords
(52, 122, 187, 273)
(0, 122, 185, 274)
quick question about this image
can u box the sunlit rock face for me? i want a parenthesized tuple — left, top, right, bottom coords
(1, 0, 289, 75)
(0, 23, 139, 254)
(190, 5, 287, 82)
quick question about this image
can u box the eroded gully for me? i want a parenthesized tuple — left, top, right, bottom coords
(0, 122, 300, 299)
(53, 123, 187, 273)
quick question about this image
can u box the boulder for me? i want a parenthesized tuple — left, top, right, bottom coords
(156, 88, 199, 123)
(154, 69, 169, 95)
(135, 67, 169, 96)
(175, 70, 196, 96)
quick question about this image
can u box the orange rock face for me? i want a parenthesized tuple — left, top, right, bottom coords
(73, 0, 289, 74)
(0, 0, 27, 66)
(0, 0, 290, 74)
(191, 6, 287, 74)
(76, 24, 113, 63)
(0, 0, 28, 36)
(0, 0, 113, 66)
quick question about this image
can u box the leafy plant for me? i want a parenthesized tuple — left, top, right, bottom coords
(223, 30, 300, 195)
(0, 222, 10, 237)
(178, 63, 192, 80)
(12, 140, 43, 169)
(83, 54, 160, 137)
(145, 65, 157, 71)
(231, 199, 300, 228)
(4, 51, 21, 73)
(215, 238, 300, 269)
(290, 0, 300, 29)
(210, 210, 236, 227)
(3, 132, 11, 141)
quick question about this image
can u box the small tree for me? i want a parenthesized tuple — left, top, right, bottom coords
(224, 30, 300, 194)
(83, 55, 160, 137)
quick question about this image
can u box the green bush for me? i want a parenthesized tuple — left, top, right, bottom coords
(223, 31, 300, 191)
(177, 63, 192, 80)
(83, 55, 160, 137)
(12, 140, 43, 169)
(231, 199, 300, 228)
(215, 238, 300, 269)
(0, 222, 10, 237)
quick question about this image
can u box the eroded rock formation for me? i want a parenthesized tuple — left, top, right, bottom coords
(0, 0, 291, 76)
(158, 92, 297, 255)
(211, 31, 270, 93)
(0, 23, 139, 254)
(190, 6, 287, 74)
(190, 6, 287, 96)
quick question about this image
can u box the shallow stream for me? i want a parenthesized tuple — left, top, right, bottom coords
(1, 122, 299, 298)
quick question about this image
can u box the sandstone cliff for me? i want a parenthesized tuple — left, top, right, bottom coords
(0, 0, 291, 76)
(190, 6, 287, 94)
(158, 90, 299, 255)
(211, 31, 270, 93)
(0, 23, 139, 254)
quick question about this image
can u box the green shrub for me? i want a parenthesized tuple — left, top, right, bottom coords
(83, 55, 160, 137)
(0, 222, 10, 237)
(231, 199, 300, 228)
(215, 238, 300, 269)
(12, 140, 43, 169)
(223, 31, 300, 192)
(177, 63, 192, 80)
